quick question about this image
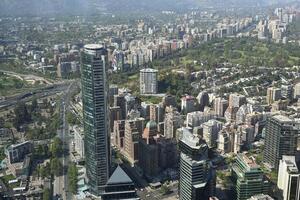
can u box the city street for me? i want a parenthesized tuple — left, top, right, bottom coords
(53, 81, 78, 200)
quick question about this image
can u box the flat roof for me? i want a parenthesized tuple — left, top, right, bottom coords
(273, 115, 292, 123)
(140, 68, 158, 73)
(84, 44, 103, 50)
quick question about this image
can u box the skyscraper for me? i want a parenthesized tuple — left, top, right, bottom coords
(81, 44, 110, 196)
(263, 115, 299, 171)
(277, 156, 300, 200)
(140, 68, 158, 94)
(179, 128, 215, 200)
(232, 154, 269, 200)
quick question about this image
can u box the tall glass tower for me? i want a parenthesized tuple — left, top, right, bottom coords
(178, 128, 215, 200)
(263, 115, 298, 171)
(81, 44, 110, 196)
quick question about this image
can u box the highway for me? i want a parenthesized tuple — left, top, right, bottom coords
(53, 81, 79, 200)
(0, 83, 71, 110)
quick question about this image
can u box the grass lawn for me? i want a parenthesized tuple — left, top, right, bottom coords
(0, 174, 19, 188)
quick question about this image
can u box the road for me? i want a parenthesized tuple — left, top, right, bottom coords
(53, 81, 79, 200)
(0, 83, 71, 110)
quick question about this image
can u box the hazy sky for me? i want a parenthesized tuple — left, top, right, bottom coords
(0, 0, 295, 17)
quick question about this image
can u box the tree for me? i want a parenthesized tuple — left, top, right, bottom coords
(50, 158, 63, 176)
(43, 188, 51, 200)
(160, 183, 171, 195)
(50, 138, 63, 157)
(31, 98, 38, 112)
(68, 163, 78, 194)
(39, 162, 51, 179)
(14, 102, 31, 129)
(67, 111, 79, 125)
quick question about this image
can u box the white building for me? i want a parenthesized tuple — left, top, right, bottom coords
(277, 156, 300, 200)
(294, 83, 300, 99)
(140, 68, 158, 94)
(202, 120, 223, 148)
(186, 111, 216, 128)
(248, 194, 274, 200)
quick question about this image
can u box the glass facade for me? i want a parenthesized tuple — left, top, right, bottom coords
(232, 154, 269, 200)
(81, 45, 110, 196)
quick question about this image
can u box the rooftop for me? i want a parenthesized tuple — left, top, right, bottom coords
(140, 68, 158, 73)
(240, 154, 258, 169)
(273, 115, 292, 123)
(180, 128, 206, 150)
(106, 165, 133, 185)
(84, 44, 103, 50)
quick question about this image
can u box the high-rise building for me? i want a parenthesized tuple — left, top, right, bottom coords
(277, 156, 300, 200)
(263, 115, 299, 170)
(281, 85, 293, 100)
(110, 106, 121, 132)
(113, 120, 126, 149)
(181, 95, 196, 114)
(186, 111, 216, 128)
(294, 83, 300, 99)
(217, 130, 231, 154)
(123, 120, 141, 166)
(266, 87, 281, 105)
(202, 120, 223, 148)
(213, 97, 228, 117)
(236, 104, 253, 125)
(232, 154, 269, 200)
(139, 121, 178, 179)
(197, 91, 209, 111)
(179, 128, 215, 200)
(162, 95, 177, 108)
(81, 44, 110, 196)
(164, 106, 183, 139)
(229, 93, 246, 108)
(140, 68, 158, 94)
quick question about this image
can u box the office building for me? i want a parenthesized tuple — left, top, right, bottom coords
(263, 115, 299, 170)
(277, 156, 300, 200)
(232, 154, 269, 200)
(81, 44, 110, 196)
(102, 166, 138, 200)
(266, 87, 281, 105)
(140, 68, 158, 94)
(179, 128, 215, 200)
